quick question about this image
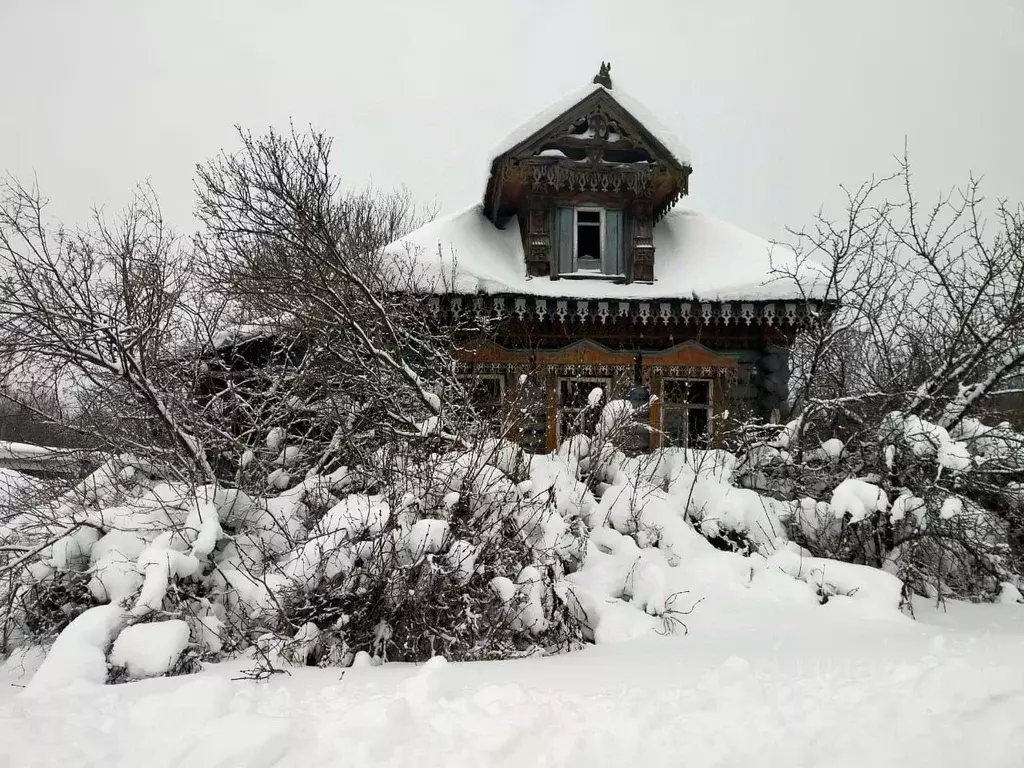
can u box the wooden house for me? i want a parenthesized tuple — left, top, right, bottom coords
(383, 64, 823, 452)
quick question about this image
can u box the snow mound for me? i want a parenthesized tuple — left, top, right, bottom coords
(830, 479, 889, 523)
(110, 620, 191, 679)
(27, 604, 125, 694)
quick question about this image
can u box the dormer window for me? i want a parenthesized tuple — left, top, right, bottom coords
(555, 205, 624, 279)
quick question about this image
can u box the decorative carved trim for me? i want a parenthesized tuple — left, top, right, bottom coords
(428, 295, 817, 328)
(455, 338, 738, 372)
(520, 161, 656, 196)
(629, 199, 655, 282)
(511, 93, 686, 175)
(525, 201, 551, 277)
(484, 89, 691, 223)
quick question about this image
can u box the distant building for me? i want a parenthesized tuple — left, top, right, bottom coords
(985, 373, 1024, 430)
(0, 400, 96, 476)
(384, 65, 823, 451)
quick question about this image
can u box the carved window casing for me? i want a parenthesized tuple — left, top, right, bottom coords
(526, 202, 552, 277)
(630, 201, 655, 283)
(514, 374, 548, 452)
(543, 205, 626, 277)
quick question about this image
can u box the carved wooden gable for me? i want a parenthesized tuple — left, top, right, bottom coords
(489, 89, 689, 218)
(509, 90, 685, 195)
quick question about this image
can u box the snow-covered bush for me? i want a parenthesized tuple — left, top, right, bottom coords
(237, 439, 591, 669)
(0, 440, 592, 681)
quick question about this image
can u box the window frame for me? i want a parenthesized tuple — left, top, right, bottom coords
(659, 377, 714, 449)
(572, 206, 605, 273)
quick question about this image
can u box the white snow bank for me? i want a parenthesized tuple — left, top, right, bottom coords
(110, 620, 191, 679)
(5, 604, 1024, 768)
(766, 549, 904, 608)
(171, 711, 291, 768)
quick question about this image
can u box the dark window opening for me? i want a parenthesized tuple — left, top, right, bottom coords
(513, 376, 547, 452)
(663, 379, 710, 406)
(458, 374, 504, 421)
(569, 118, 589, 136)
(602, 148, 653, 164)
(538, 143, 587, 161)
(576, 209, 602, 270)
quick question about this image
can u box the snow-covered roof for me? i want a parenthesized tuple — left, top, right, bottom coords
(0, 440, 95, 474)
(211, 320, 281, 351)
(488, 82, 692, 173)
(383, 204, 825, 303)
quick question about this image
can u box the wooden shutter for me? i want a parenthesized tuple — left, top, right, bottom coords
(603, 208, 623, 275)
(556, 206, 574, 275)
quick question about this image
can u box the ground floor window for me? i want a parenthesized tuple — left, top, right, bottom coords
(557, 376, 610, 443)
(458, 374, 504, 419)
(661, 378, 712, 449)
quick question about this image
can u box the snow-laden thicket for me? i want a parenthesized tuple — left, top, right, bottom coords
(738, 408, 1024, 604)
(0, 394, 911, 689)
(757, 158, 1024, 606)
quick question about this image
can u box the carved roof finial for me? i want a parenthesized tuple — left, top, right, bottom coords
(592, 61, 612, 89)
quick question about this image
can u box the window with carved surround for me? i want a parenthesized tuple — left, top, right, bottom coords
(661, 379, 712, 449)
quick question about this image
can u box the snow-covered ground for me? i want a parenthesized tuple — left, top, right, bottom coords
(3, 597, 1022, 768)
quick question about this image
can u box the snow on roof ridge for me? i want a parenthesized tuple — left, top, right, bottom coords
(488, 81, 692, 171)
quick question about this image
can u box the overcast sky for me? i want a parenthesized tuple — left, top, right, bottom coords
(2, 0, 1022, 243)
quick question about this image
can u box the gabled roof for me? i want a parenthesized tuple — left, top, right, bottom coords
(383, 203, 825, 302)
(488, 81, 693, 171)
(482, 81, 693, 221)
